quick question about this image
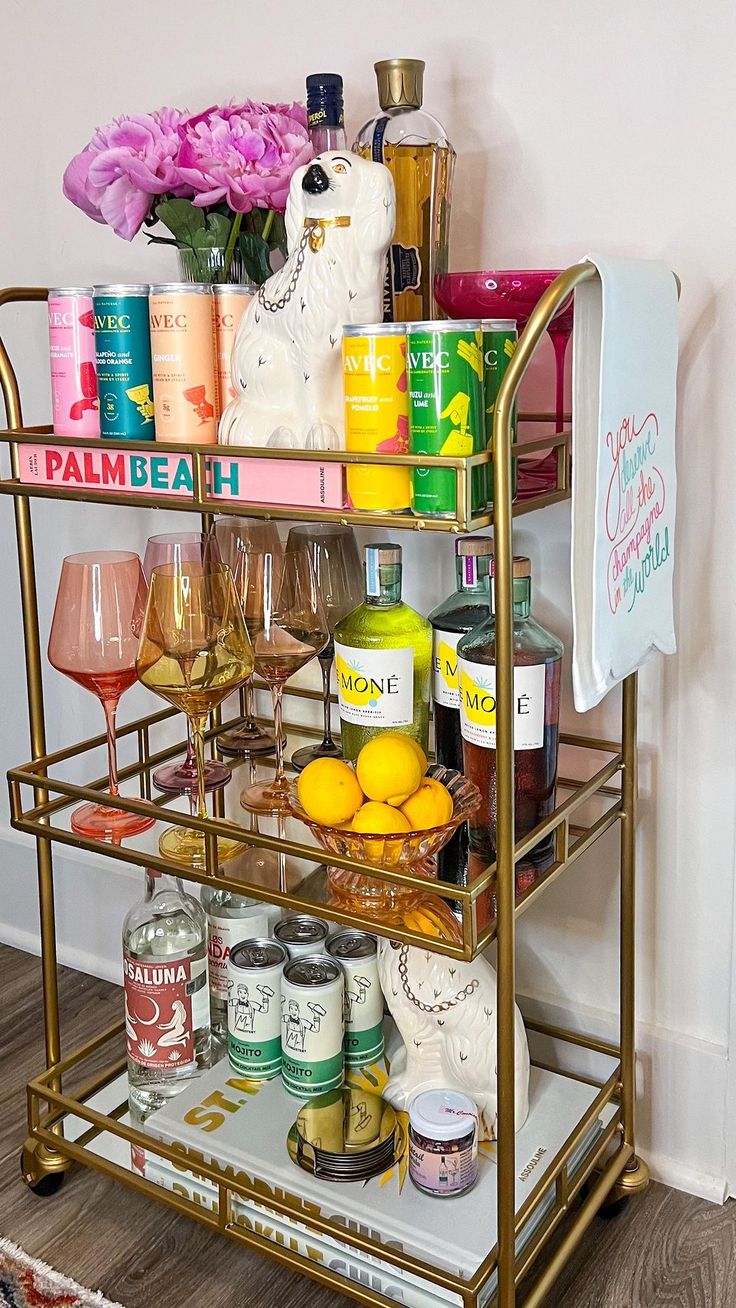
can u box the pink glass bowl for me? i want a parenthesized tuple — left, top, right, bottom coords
(434, 269, 573, 330)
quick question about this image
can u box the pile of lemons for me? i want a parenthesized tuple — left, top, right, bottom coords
(296, 732, 453, 835)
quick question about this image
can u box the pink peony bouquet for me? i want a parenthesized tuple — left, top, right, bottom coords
(63, 100, 314, 284)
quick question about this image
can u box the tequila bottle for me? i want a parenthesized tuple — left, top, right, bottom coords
(354, 58, 455, 322)
(334, 542, 431, 762)
(200, 886, 271, 1045)
(428, 537, 493, 889)
(123, 870, 210, 1123)
(457, 558, 563, 873)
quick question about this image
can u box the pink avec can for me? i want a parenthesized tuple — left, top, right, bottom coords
(48, 287, 100, 437)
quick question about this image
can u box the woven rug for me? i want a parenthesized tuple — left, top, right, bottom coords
(0, 1239, 124, 1308)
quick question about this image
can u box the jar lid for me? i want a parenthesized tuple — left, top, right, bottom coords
(409, 1089, 478, 1140)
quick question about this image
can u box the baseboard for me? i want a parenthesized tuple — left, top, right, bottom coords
(1, 825, 728, 1202)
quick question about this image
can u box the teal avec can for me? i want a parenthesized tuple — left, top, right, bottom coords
(93, 285, 155, 439)
(481, 318, 518, 505)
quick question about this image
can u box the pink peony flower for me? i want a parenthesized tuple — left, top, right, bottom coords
(175, 100, 313, 214)
(63, 108, 187, 240)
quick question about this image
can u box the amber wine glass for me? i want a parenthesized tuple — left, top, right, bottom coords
(142, 531, 231, 794)
(213, 515, 283, 757)
(48, 551, 155, 841)
(137, 562, 254, 869)
(240, 548, 329, 813)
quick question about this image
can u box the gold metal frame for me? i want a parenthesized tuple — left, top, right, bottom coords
(0, 268, 649, 1305)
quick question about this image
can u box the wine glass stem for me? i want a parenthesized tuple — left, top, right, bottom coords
(319, 653, 334, 750)
(549, 328, 569, 433)
(272, 684, 286, 790)
(190, 713, 208, 821)
(184, 719, 197, 771)
(102, 698, 120, 798)
(242, 676, 257, 731)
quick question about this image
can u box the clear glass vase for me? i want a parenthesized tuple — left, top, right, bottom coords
(177, 246, 249, 285)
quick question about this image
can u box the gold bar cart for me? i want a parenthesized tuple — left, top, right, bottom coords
(0, 265, 649, 1307)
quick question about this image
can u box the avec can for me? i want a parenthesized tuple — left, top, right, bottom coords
(273, 914, 329, 959)
(481, 318, 518, 505)
(406, 320, 486, 519)
(281, 955, 344, 1099)
(48, 288, 99, 438)
(93, 286, 155, 440)
(213, 284, 255, 419)
(342, 323, 411, 514)
(227, 938, 287, 1080)
(149, 284, 218, 444)
(326, 929, 384, 1066)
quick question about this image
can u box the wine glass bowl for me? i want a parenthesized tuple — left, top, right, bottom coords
(48, 550, 154, 842)
(289, 764, 481, 910)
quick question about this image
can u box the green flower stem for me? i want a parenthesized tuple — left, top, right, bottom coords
(223, 210, 243, 280)
(261, 209, 275, 244)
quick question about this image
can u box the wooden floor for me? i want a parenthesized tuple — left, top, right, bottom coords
(2, 943, 735, 1307)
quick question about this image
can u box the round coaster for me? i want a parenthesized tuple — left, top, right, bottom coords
(286, 1086, 405, 1182)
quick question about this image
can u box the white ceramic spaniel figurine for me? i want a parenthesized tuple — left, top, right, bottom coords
(219, 151, 396, 450)
(378, 940, 530, 1141)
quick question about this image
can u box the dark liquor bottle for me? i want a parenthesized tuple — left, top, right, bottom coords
(457, 557, 563, 875)
(428, 538, 493, 891)
(306, 73, 347, 152)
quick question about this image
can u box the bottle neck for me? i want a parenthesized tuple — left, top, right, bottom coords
(309, 124, 347, 152)
(366, 563, 402, 607)
(491, 576, 531, 619)
(455, 557, 491, 596)
(145, 869, 186, 900)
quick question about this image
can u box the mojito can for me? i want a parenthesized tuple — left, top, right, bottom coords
(342, 323, 411, 513)
(273, 914, 329, 960)
(481, 318, 518, 505)
(213, 284, 255, 418)
(149, 284, 217, 444)
(326, 929, 384, 1066)
(406, 320, 486, 518)
(93, 285, 155, 440)
(48, 288, 99, 438)
(281, 955, 344, 1099)
(227, 938, 287, 1080)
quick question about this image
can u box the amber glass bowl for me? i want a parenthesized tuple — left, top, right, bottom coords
(289, 764, 481, 912)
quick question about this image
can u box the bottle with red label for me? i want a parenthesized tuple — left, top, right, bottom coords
(123, 870, 211, 1124)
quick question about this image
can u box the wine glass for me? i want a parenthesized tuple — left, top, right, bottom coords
(137, 561, 254, 869)
(213, 516, 283, 757)
(285, 524, 363, 772)
(239, 548, 329, 814)
(48, 551, 155, 841)
(142, 532, 231, 794)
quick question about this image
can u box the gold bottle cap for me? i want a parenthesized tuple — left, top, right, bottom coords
(456, 536, 494, 559)
(375, 58, 425, 110)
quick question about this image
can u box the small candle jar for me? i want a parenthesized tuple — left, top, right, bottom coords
(408, 1089, 479, 1198)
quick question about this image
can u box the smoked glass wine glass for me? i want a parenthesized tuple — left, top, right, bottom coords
(239, 548, 329, 814)
(48, 551, 155, 841)
(142, 532, 231, 794)
(213, 516, 283, 757)
(137, 562, 254, 869)
(285, 524, 363, 772)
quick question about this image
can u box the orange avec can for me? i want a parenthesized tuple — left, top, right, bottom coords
(213, 283, 256, 418)
(342, 322, 411, 513)
(149, 284, 217, 443)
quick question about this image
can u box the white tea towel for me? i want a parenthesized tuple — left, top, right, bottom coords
(571, 253, 678, 712)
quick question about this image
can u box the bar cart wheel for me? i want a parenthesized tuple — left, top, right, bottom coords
(600, 1153, 650, 1216)
(20, 1140, 67, 1196)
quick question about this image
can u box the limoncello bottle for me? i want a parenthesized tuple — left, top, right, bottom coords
(334, 543, 431, 762)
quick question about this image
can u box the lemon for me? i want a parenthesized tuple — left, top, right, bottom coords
(400, 777, 454, 831)
(296, 758, 364, 826)
(382, 731, 428, 777)
(356, 733, 424, 807)
(352, 801, 412, 835)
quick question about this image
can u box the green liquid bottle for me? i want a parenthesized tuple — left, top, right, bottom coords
(334, 542, 431, 763)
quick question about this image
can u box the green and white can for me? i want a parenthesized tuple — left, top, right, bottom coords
(93, 285, 155, 440)
(481, 318, 518, 505)
(273, 914, 329, 960)
(326, 930, 384, 1067)
(227, 938, 287, 1080)
(406, 319, 486, 519)
(281, 955, 344, 1099)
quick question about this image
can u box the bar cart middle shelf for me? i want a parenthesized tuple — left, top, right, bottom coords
(0, 265, 648, 1308)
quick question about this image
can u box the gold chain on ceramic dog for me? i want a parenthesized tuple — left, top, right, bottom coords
(303, 214, 352, 252)
(398, 945, 480, 1013)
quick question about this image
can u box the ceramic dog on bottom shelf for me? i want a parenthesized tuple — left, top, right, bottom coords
(377, 940, 530, 1141)
(219, 150, 395, 451)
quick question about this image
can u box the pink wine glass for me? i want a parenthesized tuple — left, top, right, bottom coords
(434, 270, 573, 496)
(142, 533, 232, 794)
(48, 551, 155, 842)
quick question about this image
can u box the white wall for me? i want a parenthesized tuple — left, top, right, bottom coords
(1, 0, 735, 1202)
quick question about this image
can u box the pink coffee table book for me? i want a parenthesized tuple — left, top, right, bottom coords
(17, 443, 344, 511)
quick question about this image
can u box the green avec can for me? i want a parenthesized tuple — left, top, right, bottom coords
(481, 318, 518, 505)
(407, 320, 486, 519)
(93, 285, 155, 439)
